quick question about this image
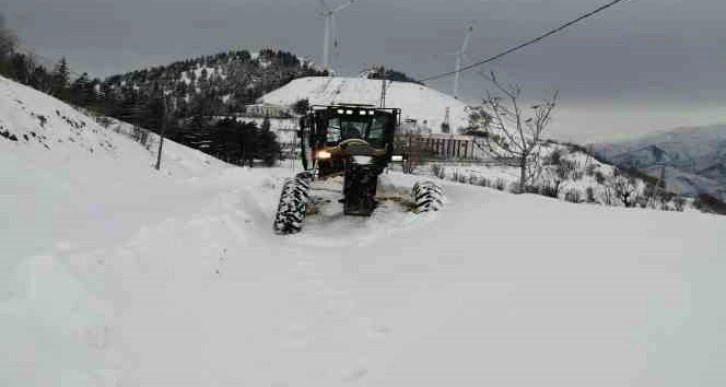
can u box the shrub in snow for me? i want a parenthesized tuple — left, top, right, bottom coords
(127, 125, 154, 150)
(564, 189, 583, 204)
(478, 177, 490, 188)
(538, 180, 562, 198)
(451, 169, 460, 183)
(586, 187, 597, 203)
(458, 173, 468, 184)
(673, 196, 686, 212)
(555, 159, 580, 180)
(547, 148, 562, 165)
(611, 172, 639, 208)
(523, 185, 539, 195)
(494, 178, 506, 191)
(635, 195, 650, 209)
(594, 170, 606, 185)
(658, 191, 680, 211)
(601, 184, 615, 206)
(431, 164, 445, 180)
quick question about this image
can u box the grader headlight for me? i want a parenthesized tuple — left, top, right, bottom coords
(316, 150, 332, 160)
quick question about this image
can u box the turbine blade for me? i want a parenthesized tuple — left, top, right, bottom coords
(333, 0, 355, 13)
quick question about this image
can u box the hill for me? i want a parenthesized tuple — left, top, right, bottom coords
(259, 76, 472, 134)
(101, 48, 327, 122)
(593, 124, 726, 200)
(2, 75, 725, 386)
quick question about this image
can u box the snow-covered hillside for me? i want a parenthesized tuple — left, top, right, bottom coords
(2, 75, 726, 387)
(594, 124, 726, 199)
(428, 141, 692, 211)
(259, 76, 472, 133)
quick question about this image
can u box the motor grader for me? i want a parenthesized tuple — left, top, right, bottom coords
(273, 104, 443, 234)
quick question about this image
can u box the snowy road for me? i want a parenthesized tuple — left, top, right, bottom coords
(11, 165, 726, 386)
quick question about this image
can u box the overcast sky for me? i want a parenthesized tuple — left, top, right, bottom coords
(4, 0, 725, 142)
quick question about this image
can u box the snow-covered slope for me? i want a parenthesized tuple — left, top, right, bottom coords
(0, 75, 227, 385)
(2, 75, 726, 387)
(594, 124, 726, 199)
(259, 76, 472, 133)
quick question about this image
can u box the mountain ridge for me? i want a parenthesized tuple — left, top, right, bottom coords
(593, 123, 726, 199)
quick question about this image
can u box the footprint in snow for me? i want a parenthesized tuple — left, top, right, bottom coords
(342, 368, 368, 382)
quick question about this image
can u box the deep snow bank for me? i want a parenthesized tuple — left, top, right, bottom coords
(0, 75, 228, 385)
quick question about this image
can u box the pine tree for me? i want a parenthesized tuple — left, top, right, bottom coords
(240, 122, 258, 167)
(256, 118, 280, 167)
(70, 72, 91, 106)
(0, 14, 17, 77)
(51, 57, 70, 100)
(292, 98, 310, 115)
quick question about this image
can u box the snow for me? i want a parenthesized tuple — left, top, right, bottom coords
(2, 75, 726, 386)
(259, 76, 472, 133)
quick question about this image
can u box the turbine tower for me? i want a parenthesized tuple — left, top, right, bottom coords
(453, 21, 475, 100)
(319, 0, 355, 74)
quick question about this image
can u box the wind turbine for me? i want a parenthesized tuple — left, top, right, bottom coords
(319, 0, 356, 73)
(452, 21, 475, 100)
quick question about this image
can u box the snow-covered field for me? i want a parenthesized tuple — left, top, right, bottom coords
(259, 76, 472, 133)
(2, 75, 726, 386)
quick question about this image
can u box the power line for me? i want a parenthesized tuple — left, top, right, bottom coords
(418, 0, 632, 83)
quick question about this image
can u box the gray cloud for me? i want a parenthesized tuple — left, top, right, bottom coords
(4, 0, 726, 141)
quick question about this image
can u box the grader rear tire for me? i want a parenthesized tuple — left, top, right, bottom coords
(413, 181, 444, 213)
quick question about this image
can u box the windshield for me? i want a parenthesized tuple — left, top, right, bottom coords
(327, 115, 389, 147)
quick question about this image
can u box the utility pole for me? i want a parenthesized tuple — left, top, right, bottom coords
(379, 67, 388, 108)
(155, 90, 167, 171)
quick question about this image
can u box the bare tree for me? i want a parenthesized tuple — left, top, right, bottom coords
(468, 72, 557, 193)
(602, 184, 614, 206)
(611, 171, 638, 207)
